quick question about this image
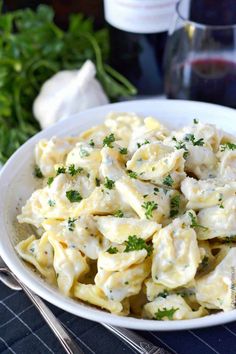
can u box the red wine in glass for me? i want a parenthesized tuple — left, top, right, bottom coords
(166, 57, 236, 109)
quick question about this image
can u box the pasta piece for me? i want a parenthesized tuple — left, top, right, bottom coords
(95, 258, 151, 301)
(143, 294, 207, 320)
(197, 196, 236, 240)
(126, 141, 186, 188)
(152, 211, 201, 288)
(95, 216, 160, 244)
(217, 149, 236, 181)
(181, 177, 236, 209)
(48, 234, 89, 296)
(99, 146, 126, 181)
(97, 249, 148, 272)
(15, 234, 56, 283)
(35, 137, 75, 177)
(196, 248, 236, 311)
(74, 283, 129, 315)
(79, 124, 110, 148)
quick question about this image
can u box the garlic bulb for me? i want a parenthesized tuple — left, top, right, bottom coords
(33, 60, 109, 129)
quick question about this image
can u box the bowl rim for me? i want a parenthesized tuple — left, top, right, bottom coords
(1, 99, 236, 331)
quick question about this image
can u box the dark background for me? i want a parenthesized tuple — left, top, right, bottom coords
(4, 0, 105, 28)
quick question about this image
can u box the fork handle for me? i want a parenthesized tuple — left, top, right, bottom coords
(1, 268, 84, 354)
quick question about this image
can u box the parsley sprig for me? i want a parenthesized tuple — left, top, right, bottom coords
(119, 147, 128, 155)
(127, 170, 138, 179)
(184, 134, 204, 146)
(66, 190, 83, 203)
(163, 174, 174, 187)
(34, 165, 43, 178)
(188, 212, 208, 230)
(113, 210, 124, 218)
(103, 133, 115, 148)
(170, 195, 180, 218)
(68, 217, 77, 231)
(104, 177, 115, 189)
(142, 201, 158, 219)
(155, 307, 179, 320)
(124, 235, 153, 256)
(220, 142, 236, 152)
(107, 246, 118, 254)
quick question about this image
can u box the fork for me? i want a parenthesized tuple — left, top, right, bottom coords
(0, 260, 170, 354)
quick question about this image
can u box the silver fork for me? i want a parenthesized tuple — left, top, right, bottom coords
(0, 260, 170, 354)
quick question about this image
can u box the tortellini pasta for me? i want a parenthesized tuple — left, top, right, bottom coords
(16, 112, 236, 320)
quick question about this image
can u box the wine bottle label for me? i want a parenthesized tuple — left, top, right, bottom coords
(104, 0, 177, 33)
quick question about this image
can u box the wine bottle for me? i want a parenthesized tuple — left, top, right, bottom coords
(104, 0, 177, 96)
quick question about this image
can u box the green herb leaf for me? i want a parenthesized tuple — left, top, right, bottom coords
(48, 199, 55, 207)
(170, 195, 180, 218)
(34, 165, 43, 178)
(66, 190, 83, 203)
(184, 134, 204, 146)
(155, 307, 179, 320)
(113, 210, 124, 218)
(104, 177, 115, 189)
(220, 142, 236, 152)
(193, 118, 199, 124)
(188, 212, 208, 230)
(124, 235, 153, 255)
(107, 246, 118, 254)
(47, 176, 54, 186)
(56, 166, 66, 175)
(68, 217, 77, 231)
(103, 133, 115, 148)
(119, 147, 128, 155)
(95, 177, 100, 186)
(163, 174, 174, 187)
(127, 170, 137, 179)
(137, 140, 150, 148)
(89, 139, 95, 147)
(142, 201, 158, 219)
(68, 164, 83, 176)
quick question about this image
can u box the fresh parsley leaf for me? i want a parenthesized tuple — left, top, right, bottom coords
(48, 199, 55, 207)
(47, 177, 54, 186)
(124, 235, 153, 255)
(163, 174, 174, 187)
(119, 147, 128, 155)
(188, 212, 208, 230)
(220, 142, 236, 152)
(66, 190, 83, 203)
(157, 290, 169, 298)
(172, 137, 189, 158)
(114, 210, 124, 218)
(34, 165, 43, 178)
(103, 133, 115, 148)
(104, 177, 115, 189)
(89, 139, 95, 147)
(170, 195, 180, 218)
(56, 166, 66, 175)
(68, 164, 83, 176)
(127, 170, 137, 179)
(193, 118, 199, 124)
(137, 140, 150, 148)
(184, 134, 204, 146)
(107, 246, 118, 254)
(68, 217, 77, 231)
(142, 201, 158, 219)
(155, 307, 179, 320)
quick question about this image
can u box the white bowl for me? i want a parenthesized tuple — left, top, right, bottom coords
(1, 99, 236, 331)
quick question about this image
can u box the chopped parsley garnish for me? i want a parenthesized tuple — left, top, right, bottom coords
(154, 187, 159, 195)
(34, 165, 43, 178)
(107, 246, 118, 254)
(68, 164, 83, 176)
(220, 142, 236, 152)
(172, 137, 189, 159)
(79, 146, 90, 157)
(219, 203, 224, 209)
(142, 201, 158, 219)
(68, 217, 77, 231)
(119, 147, 128, 155)
(154, 307, 179, 320)
(163, 174, 174, 187)
(127, 170, 137, 179)
(89, 139, 95, 147)
(157, 289, 169, 298)
(47, 177, 54, 186)
(170, 195, 180, 218)
(104, 177, 115, 189)
(188, 212, 208, 230)
(184, 134, 204, 146)
(103, 133, 115, 148)
(137, 140, 150, 148)
(193, 118, 199, 124)
(124, 235, 153, 256)
(48, 199, 55, 207)
(56, 166, 66, 175)
(95, 177, 101, 186)
(66, 190, 83, 203)
(114, 210, 124, 218)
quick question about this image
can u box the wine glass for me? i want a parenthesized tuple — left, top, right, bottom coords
(164, 0, 236, 108)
